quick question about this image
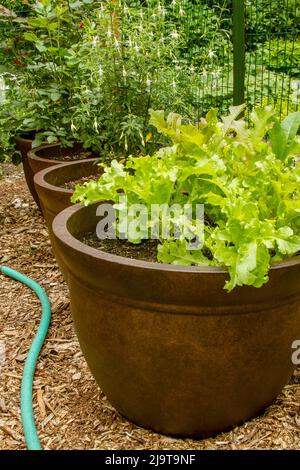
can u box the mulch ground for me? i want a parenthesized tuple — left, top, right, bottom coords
(1, 162, 300, 450)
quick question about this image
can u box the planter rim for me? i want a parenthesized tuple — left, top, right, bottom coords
(16, 134, 34, 144)
(28, 142, 73, 165)
(52, 202, 300, 275)
(28, 142, 97, 164)
(33, 158, 100, 195)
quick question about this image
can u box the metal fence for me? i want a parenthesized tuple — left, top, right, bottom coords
(122, 0, 299, 117)
(1, 0, 299, 118)
(245, 0, 300, 117)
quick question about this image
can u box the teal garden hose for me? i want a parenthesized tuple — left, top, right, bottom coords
(0, 266, 51, 450)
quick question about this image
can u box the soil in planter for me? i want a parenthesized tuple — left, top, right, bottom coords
(49, 150, 94, 162)
(19, 131, 36, 140)
(80, 233, 159, 262)
(60, 174, 100, 190)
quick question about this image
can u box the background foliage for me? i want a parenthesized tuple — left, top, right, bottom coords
(0, 0, 299, 169)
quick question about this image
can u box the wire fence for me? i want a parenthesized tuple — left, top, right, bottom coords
(245, 0, 300, 117)
(121, 0, 300, 117)
(0, 0, 299, 117)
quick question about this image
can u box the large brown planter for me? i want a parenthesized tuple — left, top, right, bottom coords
(52, 201, 300, 438)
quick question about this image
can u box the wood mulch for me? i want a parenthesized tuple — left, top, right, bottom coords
(1, 163, 300, 450)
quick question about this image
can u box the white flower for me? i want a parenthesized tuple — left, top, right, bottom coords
(146, 78, 151, 92)
(171, 30, 180, 40)
(92, 36, 98, 47)
(208, 49, 216, 59)
(156, 2, 166, 16)
(172, 79, 177, 90)
(107, 30, 112, 38)
(98, 65, 103, 78)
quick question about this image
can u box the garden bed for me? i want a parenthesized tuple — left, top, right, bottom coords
(1, 162, 300, 450)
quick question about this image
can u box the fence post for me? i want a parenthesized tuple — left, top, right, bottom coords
(232, 0, 245, 105)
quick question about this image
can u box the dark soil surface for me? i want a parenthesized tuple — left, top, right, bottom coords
(45, 149, 93, 162)
(80, 233, 159, 262)
(49, 151, 94, 162)
(60, 174, 99, 191)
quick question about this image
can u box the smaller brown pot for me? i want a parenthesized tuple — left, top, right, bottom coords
(33, 158, 101, 230)
(28, 142, 91, 175)
(15, 133, 42, 207)
(15, 133, 35, 158)
(34, 159, 101, 277)
(17, 140, 95, 208)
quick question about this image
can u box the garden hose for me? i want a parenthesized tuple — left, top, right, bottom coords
(0, 266, 51, 450)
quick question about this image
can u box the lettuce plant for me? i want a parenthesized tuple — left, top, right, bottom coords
(72, 105, 300, 291)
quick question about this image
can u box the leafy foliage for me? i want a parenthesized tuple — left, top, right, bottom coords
(0, 0, 94, 163)
(0, 0, 299, 170)
(73, 105, 300, 291)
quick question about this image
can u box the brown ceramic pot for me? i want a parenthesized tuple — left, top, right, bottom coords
(15, 134, 41, 206)
(52, 201, 300, 438)
(33, 158, 101, 231)
(27, 142, 90, 175)
(18, 141, 94, 207)
(34, 159, 101, 278)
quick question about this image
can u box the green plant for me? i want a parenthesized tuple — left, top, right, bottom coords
(0, 1, 35, 70)
(72, 105, 300, 291)
(68, 1, 186, 156)
(67, 0, 233, 157)
(0, 0, 98, 166)
(0, 74, 29, 164)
